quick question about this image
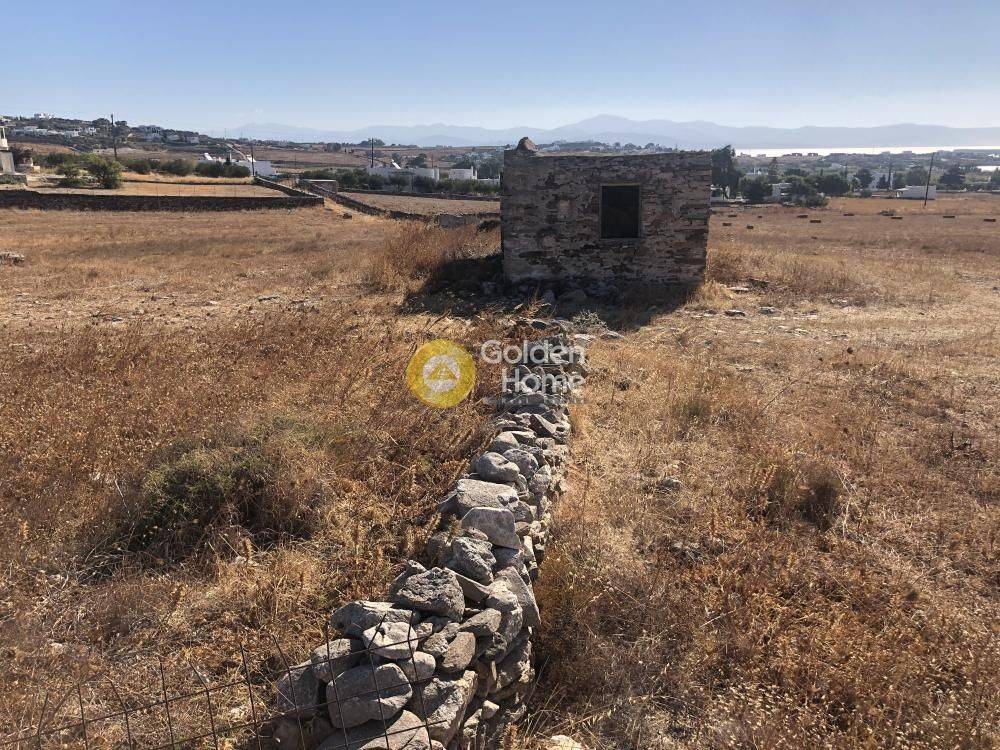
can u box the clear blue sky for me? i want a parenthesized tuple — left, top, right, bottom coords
(6, 0, 998, 131)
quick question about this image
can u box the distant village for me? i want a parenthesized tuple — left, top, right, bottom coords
(2, 112, 998, 202)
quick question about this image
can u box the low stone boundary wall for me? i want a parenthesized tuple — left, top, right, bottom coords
(0, 186, 322, 212)
(255, 176, 321, 198)
(267, 329, 590, 750)
(340, 187, 499, 203)
(300, 180, 499, 229)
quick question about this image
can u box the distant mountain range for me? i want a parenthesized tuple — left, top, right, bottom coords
(216, 115, 1000, 149)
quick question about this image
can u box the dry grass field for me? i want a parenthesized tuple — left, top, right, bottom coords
(0, 192, 996, 748)
(0, 206, 501, 745)
(339, 191, 500, 216)
(519, 194, 1000, 749)
(27, 181, 279, 198)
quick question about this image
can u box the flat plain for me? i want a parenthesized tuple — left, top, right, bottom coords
(0, 192, 996, 748)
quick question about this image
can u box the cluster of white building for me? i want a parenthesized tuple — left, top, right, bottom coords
(197, 148, 275, 177)
(364, 161, 499, 186)
(9, 124, 98, 138)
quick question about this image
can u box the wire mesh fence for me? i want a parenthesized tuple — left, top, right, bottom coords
(2, 612, 447, 750)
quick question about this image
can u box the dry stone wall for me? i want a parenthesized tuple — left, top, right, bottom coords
(0, 188, 321, 212)
(267, 327, 592, 750)
(502, 142, 711, 285)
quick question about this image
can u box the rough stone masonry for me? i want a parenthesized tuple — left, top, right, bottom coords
(267, 324, 592, 750)
(501, 137, 711, 285)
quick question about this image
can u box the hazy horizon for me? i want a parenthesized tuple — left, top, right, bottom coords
(6, 0, 998, 134)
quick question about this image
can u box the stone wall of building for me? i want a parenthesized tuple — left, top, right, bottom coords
(264, 326, 591, 750)
(501, 141, 711, 285)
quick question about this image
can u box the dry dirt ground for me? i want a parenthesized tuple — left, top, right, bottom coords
(522, 193, 1000, 749)
(339, 191, 500, 216)
(0, 205, 502, 746)
(0, 193, 997, 748)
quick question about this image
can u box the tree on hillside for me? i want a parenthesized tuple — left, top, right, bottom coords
(477, 158, 501, 179)
(905, 166, 928, 186)
(767, 158, 780, 181)
(938, 164, 966, 189)
(407, 154, 429, 168)
(86, 157, 123, 189)
(783, 167, 808, 178)
(739, 177, 770, 204)
(813, 173, 851, 197)
(892, 171, 907, 189)
(853, 168, 873, 190)
(711, 146, 739, 197)
(989, 169, 1000, 190)
(876, 174, 890, 190)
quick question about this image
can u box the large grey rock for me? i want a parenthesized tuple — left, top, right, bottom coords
(461, 507, 519, 550)
(331, 601, 416, 638)
(487, 431, 520, 454)
(497, 568, 540, 630)
(485, 580, 524, 657)
(508, 500, 535, 524)
(530, 413, 568, 443)
(471, 452, 521, 483)
(459, 608, 502, 640)
(502, 448, 539, 479)
(445, 537, 495, 583)
(311, 638, 365, 682)
(407, 672, 477, 745)
(495, 637, 532, 692)
(491, 546, 523, 572)
(318, 709, 431, 750)
(362, 622, 419, 660)
(439, 631, 476, 673)
(388, 561, 427, 597)
(450, 479, 519, 517)
(391, 568, 465, 621)
(420, 622, 458, 660)
(328, 663, 413, 729)
(397, 651, 437, 683)
(276, 662, 321, 716)
(528, 464, 552, 500)
(452, 572, 491, 603)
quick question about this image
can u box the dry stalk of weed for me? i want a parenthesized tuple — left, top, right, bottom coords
(520, 196, 999, 749)
(0, 207, 509, 746)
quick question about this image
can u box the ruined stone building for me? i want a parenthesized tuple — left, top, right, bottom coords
(501, 137, 711, 285)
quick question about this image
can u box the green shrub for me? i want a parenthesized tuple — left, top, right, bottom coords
(124, 158, 153, 175)
(412, 175, 437, 192)
(57, 163, 85, 188)
(194, 161, 249, 178)
(740, 177, 771, 204)
(160, 158, 194, 176)
(86, 157, 123, 189)
(300, 168, 338, 180)
(120, 423, 321, 563)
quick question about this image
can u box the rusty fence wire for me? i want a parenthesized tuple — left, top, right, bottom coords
(2, 612, 446, 750)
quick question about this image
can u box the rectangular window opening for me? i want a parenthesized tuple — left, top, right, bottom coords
(600, 184, 641, 239)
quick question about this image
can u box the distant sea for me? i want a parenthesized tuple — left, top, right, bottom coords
(737, 146, 1000, 158)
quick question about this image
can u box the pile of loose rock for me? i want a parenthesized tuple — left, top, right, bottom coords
(268, 331, 590, 750)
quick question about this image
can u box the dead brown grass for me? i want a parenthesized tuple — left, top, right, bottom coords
(522, 195, 1000, 749)
(0, 207, 502, 746)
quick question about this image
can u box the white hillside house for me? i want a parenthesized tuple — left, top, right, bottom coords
(0, 126, 16, 175)
(198, 149, 275, 177)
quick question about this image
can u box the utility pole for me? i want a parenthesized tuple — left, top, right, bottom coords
(110, 113, 118, 160)
(370, 138, 375, 168)
(923, 152, 936, 209)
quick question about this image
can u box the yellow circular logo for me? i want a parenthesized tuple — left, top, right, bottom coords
(406, 339, 476, 408)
